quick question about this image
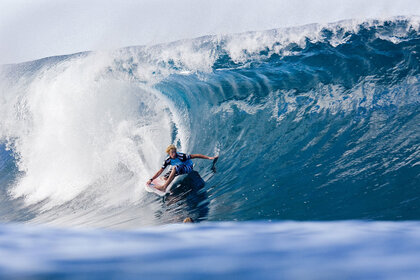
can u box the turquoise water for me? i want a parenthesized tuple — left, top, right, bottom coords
(0, 17, 419, 278)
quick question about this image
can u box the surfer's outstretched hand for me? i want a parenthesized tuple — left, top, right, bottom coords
(211, 156, 219, 173)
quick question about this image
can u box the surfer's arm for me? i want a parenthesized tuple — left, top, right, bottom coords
(147, 168, 164, 184)
(190, 154, 218, 160)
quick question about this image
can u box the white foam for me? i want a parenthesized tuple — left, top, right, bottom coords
(0, 52, 189, 209)
(105, 16, 420, 82)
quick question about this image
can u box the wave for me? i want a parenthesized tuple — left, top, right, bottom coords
(0, 17, 419, 227)
(1, 221, 420, 279)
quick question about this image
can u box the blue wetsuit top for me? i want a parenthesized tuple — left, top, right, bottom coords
(161, 152, 193, 169)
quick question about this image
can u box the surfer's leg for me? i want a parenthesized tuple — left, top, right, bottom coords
(160, 167, 177, 190)
(163, 167, 173, 180)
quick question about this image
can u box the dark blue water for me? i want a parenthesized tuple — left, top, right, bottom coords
(0, 17, 419, 279)
(153, 18, 420, 222)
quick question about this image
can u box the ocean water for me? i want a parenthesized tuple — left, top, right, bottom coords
(0, 16, 419, 278)
(1, 221, 420, 280)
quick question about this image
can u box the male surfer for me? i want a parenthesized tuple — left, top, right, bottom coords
(147, 144, 218, 191)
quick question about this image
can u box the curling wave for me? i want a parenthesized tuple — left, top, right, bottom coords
(0, 17, 419, 227)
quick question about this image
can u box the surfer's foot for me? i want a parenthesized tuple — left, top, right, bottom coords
(155, 185, 166, 191)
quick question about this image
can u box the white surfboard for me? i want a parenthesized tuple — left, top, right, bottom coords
(145, 163, 199, 196)
(145, 177, 168, 196)
(145, 173, 189, 197)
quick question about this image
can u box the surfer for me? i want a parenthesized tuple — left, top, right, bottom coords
(147, 144, 218, 191)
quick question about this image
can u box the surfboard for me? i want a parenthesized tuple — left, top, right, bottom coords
(145, 177, 167, 196)
(144, 173, 189, 196)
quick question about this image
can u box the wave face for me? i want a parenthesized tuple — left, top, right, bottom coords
(0, 17, 419, 227)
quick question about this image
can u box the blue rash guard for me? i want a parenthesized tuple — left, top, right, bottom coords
(162, 152, 193, 178)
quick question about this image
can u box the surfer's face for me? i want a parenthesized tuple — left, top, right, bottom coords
(169, 149, 176, 158)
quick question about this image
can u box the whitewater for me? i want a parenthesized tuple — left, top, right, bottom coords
(0, 16, 419, 279)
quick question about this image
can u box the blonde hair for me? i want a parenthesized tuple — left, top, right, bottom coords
(165, 144, 177, 154)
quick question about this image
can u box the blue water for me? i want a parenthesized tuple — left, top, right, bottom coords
(0, 17, 419, 278)
(1, 221, 420, 280)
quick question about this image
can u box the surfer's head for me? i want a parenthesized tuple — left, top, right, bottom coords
(166, 144, 177, 158)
